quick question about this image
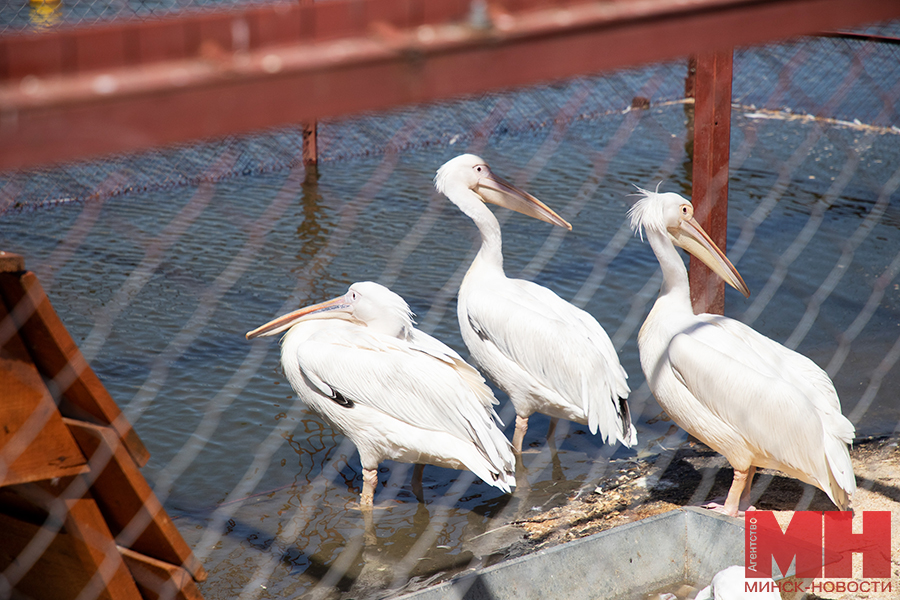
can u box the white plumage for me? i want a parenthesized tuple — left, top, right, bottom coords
(246, 281, 516, 505)
(629, 187, 855, 516)
(435, 154, 635, 453)
(695, 566, 781, 600)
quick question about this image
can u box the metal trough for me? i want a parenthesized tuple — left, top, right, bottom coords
(398, 507, 745, 600)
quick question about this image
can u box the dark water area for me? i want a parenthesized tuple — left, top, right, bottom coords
(2, 51, 899, 598)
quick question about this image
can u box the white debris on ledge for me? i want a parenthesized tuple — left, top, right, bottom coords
(738, 105, 900, 135)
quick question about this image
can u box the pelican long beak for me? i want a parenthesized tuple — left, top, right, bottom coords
(670, 217, 751, 298)
(476, 172, 572, 231)
(246, 295, 353, 339)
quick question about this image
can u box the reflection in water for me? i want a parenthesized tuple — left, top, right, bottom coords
(29, 0, 61, 29)
(284, 419, 344, 487)
(349, 503, 465, 598)
(258, 426, 598, 599)
(298, 165, 324, 263)
(295, 496, 487, 599)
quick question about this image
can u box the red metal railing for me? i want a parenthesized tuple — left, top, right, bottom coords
(1, 0, 898, 172)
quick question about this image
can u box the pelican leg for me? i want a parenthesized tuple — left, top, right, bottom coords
(362, 505, 376, 545)
(705, 467, 752, 518)
(361, 468, 378, 507)
(512, 415, 529, 454)
(723, 468, 750, 517)
(740, 466, 757, 511)
(546, 418, 559, 449)
(412, 464, 426, 503)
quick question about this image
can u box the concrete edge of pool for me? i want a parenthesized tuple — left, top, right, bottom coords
(395, 507, 745, 600)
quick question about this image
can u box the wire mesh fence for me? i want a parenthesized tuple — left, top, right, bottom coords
(1, 14, 899, 600)
(0, 0, 283, 33)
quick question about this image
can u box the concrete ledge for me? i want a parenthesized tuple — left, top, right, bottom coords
(398, 507, 745, 600)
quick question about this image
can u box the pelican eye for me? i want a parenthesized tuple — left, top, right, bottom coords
(680, 204, 693, 219)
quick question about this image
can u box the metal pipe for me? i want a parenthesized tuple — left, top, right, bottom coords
(689, 50, 733, 316)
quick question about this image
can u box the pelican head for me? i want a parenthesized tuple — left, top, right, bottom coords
(246, 281, 415, 340)
(628, 187, 750, 297)
(434, 154, 572, 230)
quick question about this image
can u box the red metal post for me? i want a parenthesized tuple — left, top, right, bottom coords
(302, 121, 318, 167)
(300, 0, 318, 168)
(689, 50, 733, 316)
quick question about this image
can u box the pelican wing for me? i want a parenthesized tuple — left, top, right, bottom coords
(407, 328, 470, 367)
(699, 315, 847, 423)
(291, 326, 510, 465)
(408, 329, 501, 410)
(666, 317, 855, 499)
(466, 277, 633, 443)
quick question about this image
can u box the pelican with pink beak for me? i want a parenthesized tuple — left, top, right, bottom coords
(629, 186, 855, 516)
(247, 281, 516, 506)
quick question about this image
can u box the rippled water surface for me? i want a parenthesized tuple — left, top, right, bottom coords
(2, 91, 899, 597)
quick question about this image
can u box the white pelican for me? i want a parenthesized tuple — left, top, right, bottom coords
(628, 187, 856, 516)
(695, 566, 780, 600)
(246, 281, 516, 506)
(434, 154, 635, 454)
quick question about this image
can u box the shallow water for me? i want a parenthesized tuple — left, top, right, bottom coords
(2, 83, 899, 597)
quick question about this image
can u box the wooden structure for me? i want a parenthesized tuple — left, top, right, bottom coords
(0, 251, 206, 600)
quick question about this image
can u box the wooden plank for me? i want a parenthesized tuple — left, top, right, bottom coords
(1, 479, 143, 600)
(0, 300, 88, 487)
(0, 271, 150, 467)
(689, 50, 733, 315)
(65, 419, 207, 583)
(119, 546, 204, 600)
(0, 251, 25, 273)
(0, 510, 104, 599)
(1, 0, 899, 171)
(58, 483, 144, 600)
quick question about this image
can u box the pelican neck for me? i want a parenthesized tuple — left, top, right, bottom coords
(647, 228, 693, 309)
(449, 187, 505, 272)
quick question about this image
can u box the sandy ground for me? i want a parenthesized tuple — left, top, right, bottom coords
(505, 435, 900, 600)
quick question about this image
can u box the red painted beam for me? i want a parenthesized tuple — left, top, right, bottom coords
(689, 50, 733, 316)
(1, 0, 898, 171)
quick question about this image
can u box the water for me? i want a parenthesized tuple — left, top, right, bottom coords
(2, 85, 899, 598)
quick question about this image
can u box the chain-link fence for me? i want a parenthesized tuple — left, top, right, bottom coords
(0, 0, 283, 33)
(1, 9, 899, 600)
